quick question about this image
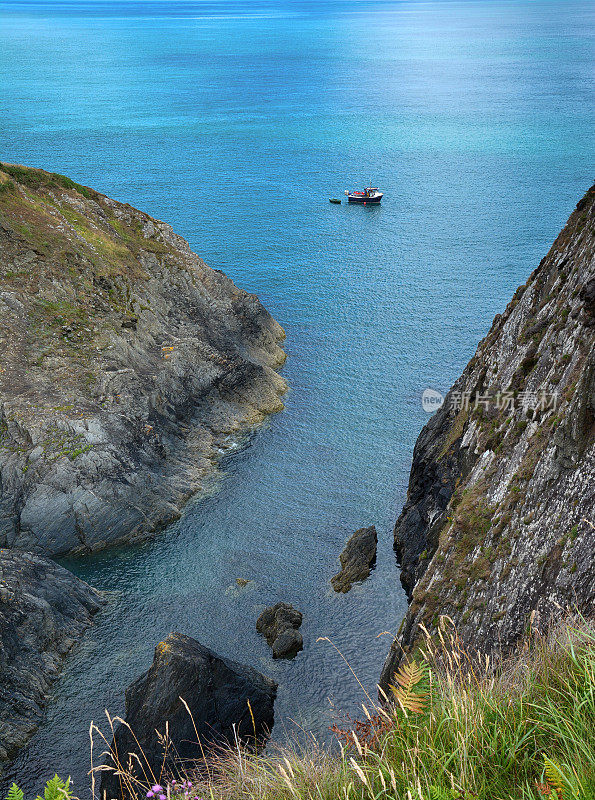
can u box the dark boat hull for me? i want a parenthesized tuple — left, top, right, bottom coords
(347, 195, 382, 204)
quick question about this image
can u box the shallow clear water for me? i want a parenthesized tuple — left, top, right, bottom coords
(1, 0, 593, 793)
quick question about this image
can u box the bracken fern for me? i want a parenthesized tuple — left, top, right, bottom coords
(388, 659, 430, 714)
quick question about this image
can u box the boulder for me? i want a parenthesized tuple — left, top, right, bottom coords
(331, 525, 378, 593)
(100, 633, 276, 799)
(256, 602, 303, 659)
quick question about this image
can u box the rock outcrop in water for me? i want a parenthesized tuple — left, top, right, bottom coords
(381, 185, 595, 689)
(331, 525, 377, 593)
(256, 602, 303, 659)
(0, 164, 287, 556)
(0, 548, 103, 776)
(100, 633, 277, 799)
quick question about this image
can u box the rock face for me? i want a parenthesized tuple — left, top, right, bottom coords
(0, 164, 287, 556)
(256, 602, 303, 659)
(331, 526, 378, 593)
(100, 633, 277, 799)
(0, 548, 103, 774)
(381, 185, 595, 689)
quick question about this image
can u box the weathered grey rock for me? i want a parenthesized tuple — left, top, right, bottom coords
(271, 628, 303, 659)
(256, 602, 303, 659)
(331, 525, 378, 593)
(100, 633, 277, 799)
(0, 164, 287, 556)
(381, 185, 595, 692)
(0, 548, 103, 774)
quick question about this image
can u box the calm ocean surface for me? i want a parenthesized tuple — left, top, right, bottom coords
(1, 0, 593, 792)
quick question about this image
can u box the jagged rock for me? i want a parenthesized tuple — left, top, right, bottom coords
(100, 633, 277, 799)
(256, 602, 303, 659)
(0, 163, 287, 556)
(381, 184, 595, 692)
(331, 525, 378, 593)
(0, 549, 103, 775)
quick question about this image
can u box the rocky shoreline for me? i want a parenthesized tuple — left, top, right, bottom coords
(0, 163, 288, 778)
(0, 164, 287, 557)
(2, 165, 594, 791)
(0, 549, 104, 777)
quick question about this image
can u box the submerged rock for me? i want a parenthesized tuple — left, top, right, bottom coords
(256, 602, 303, 659)
(331, 525, 378, 593)
(381, 184, 595, 691)
(0, 549, 103, 775)
(100, 633, 276, 799)
(0, 163, 287, 557)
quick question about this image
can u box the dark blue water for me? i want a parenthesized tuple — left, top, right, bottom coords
(1, 0, 593, 793)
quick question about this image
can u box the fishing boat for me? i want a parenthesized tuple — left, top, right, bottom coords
(345, 185, 383, 204)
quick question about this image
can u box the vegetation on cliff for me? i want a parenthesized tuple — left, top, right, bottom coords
(194, 617, 593, 800)
(0, 163, 286, 555)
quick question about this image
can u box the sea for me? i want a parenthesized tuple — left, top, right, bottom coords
(0, 0, 593, 793)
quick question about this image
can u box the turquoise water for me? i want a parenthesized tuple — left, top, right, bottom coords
(1, 0, 593, 792)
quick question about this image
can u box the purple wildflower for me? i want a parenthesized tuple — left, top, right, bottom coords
(146, 793, 154, 799)
(159, 794, 166, 799)
(151, 787, 163, 794)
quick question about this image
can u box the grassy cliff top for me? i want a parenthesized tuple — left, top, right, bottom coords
(0, 163, 217, 409)
(0, 161, 175, 311)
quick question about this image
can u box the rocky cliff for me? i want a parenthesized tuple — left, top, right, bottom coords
(0, 548, 104, 774)
(0, 164, 287, 555)
(382, 185, 595, 687)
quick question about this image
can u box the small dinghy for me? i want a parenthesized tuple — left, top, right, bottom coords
(329, 198, 341, 204)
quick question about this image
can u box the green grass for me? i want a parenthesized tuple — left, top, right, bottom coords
(0, 162, 94, 199)
(91, 616, 594, 800)
(204, 618, 594, 800)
